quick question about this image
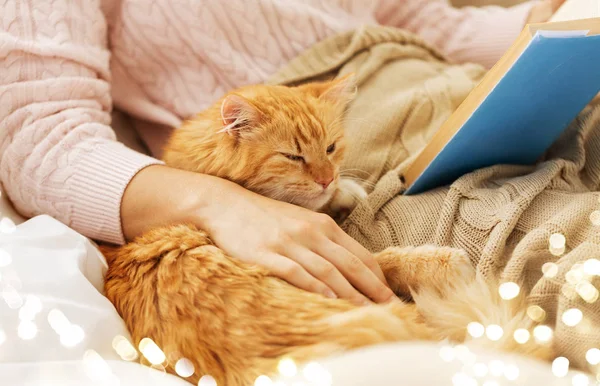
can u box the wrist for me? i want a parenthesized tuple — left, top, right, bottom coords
(120, 165, 234, 240)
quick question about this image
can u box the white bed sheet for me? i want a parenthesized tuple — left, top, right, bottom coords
(0, 214, 582, 386)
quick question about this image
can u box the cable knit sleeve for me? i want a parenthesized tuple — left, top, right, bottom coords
(375, 0, 536, 69)
(0, 1, 163, 244)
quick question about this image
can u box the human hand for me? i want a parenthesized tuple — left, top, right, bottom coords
(526, 0, 566, 24)
(198, 176, 396, 306)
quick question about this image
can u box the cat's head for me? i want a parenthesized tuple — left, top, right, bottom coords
(218, 75, 356, 210)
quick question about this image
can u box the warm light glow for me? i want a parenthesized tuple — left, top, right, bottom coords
(542, 262, 559, 278)
(467, 322, 485, 338)
(473, 363, 488, 378)
(83, 350, 113, 383)
(562, 308, 583, 327)
(576, 281, 599, 303)
(302, 362, 331, 385)
(513, 329, 530, 344)
(549, 233, 566, 249)
(175, 358, 195, 378)
(139, 338, 166, 365)
(48, 309, 70, 335)
(498, 282, 520, 300)
(439, 346, 455, 362)
(452, 372, 477, 386)
(566, 269, 584, 285)
(278, 358, 297, 378)
(0, 217, 16, 234)
(489, 360, 504, 377)
(533, 325, 553, 343)
(589, 210, 600, 226)
(254, 375, 274, 386)
(527, 305, 546, 322)
(485, 324, 503, 341)
(0, 248, 12, 267)
(583, 259, 600, 275)
(198, 375, 217, 386)
(504, 364, 519, 381)
(17, 321, 37, 340)
(572, 373, 590, 386)
(586, 348, 600, 365)
(552, 357, 569, 378)
(562, 284, 577, 300)
(60, 324, 85, 347)
(112, 335, 138, 361)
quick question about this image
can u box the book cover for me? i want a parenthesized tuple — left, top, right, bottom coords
(404, 28, 600, 195)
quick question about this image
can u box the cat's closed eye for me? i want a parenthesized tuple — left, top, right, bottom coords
(326, 143, 336, 154)
(281, 153, 305, 162)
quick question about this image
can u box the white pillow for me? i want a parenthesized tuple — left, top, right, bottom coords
(0, 215, 188, 386)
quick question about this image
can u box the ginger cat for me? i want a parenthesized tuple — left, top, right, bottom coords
(101, 76, 552, 386)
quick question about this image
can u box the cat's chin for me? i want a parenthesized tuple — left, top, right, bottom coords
(289, 190, 335, 212)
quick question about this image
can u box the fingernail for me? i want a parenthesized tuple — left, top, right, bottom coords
(324, 290, 337, 299)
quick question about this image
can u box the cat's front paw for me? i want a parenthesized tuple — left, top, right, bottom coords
(328, 179, 368, 222)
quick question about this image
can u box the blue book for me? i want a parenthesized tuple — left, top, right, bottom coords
(403, 18, 600, 195)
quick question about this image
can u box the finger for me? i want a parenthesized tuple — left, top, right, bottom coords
(260, 253, 336, 299)
(315, 239, 396, 304)
(285, 245, 372, 305)
(331, 229, 388, 286)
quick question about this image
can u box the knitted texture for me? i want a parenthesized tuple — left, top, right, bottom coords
(269, 25, 600, 372)
(0, 0, 533, 244)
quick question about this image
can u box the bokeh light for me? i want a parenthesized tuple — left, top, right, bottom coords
(138, 338, 166, 365)
(552, 357, 569, 378)
(585, 348, 600, 365)
(542, 262, 559, 278)
(504, 364, 519, 381)
(572, 373, 590, 386)
(112, 335, 139, 361)
(498, 282, 520, 300)
(533, 325, 553, 343)
(485, 324, 503, 341)
(527, 305, 546, 322)
(254, 375, 273, 386)
(198, 375, 217, 386)
(562, 308, 583, 327)
(277, 358, 297, 378)
(175, 358, 195, 378)
(467, 322, 484, 338)
(17, 321, 37, 340)
(513, 329, 530, 344)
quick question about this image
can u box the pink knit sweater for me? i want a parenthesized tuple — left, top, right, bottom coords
(0, 0, 533, 245)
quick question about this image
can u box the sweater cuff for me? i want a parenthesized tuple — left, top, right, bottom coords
(453, 2, 536, 69)
(68, 140, 164, 245)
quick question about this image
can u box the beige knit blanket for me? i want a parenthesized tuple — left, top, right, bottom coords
(269, 25, 600, 372)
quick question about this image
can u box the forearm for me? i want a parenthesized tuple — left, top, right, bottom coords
(120, 165, 237, 241)
(0, 0, 160, 244)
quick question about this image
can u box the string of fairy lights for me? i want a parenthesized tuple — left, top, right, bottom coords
(1, 187, 600, 385)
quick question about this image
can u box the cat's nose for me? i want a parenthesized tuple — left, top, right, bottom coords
(315, 177, 333, 189)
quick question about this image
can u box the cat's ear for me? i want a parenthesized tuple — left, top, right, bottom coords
(302, 73, 357, 105)
(218, 94, 261, 136)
